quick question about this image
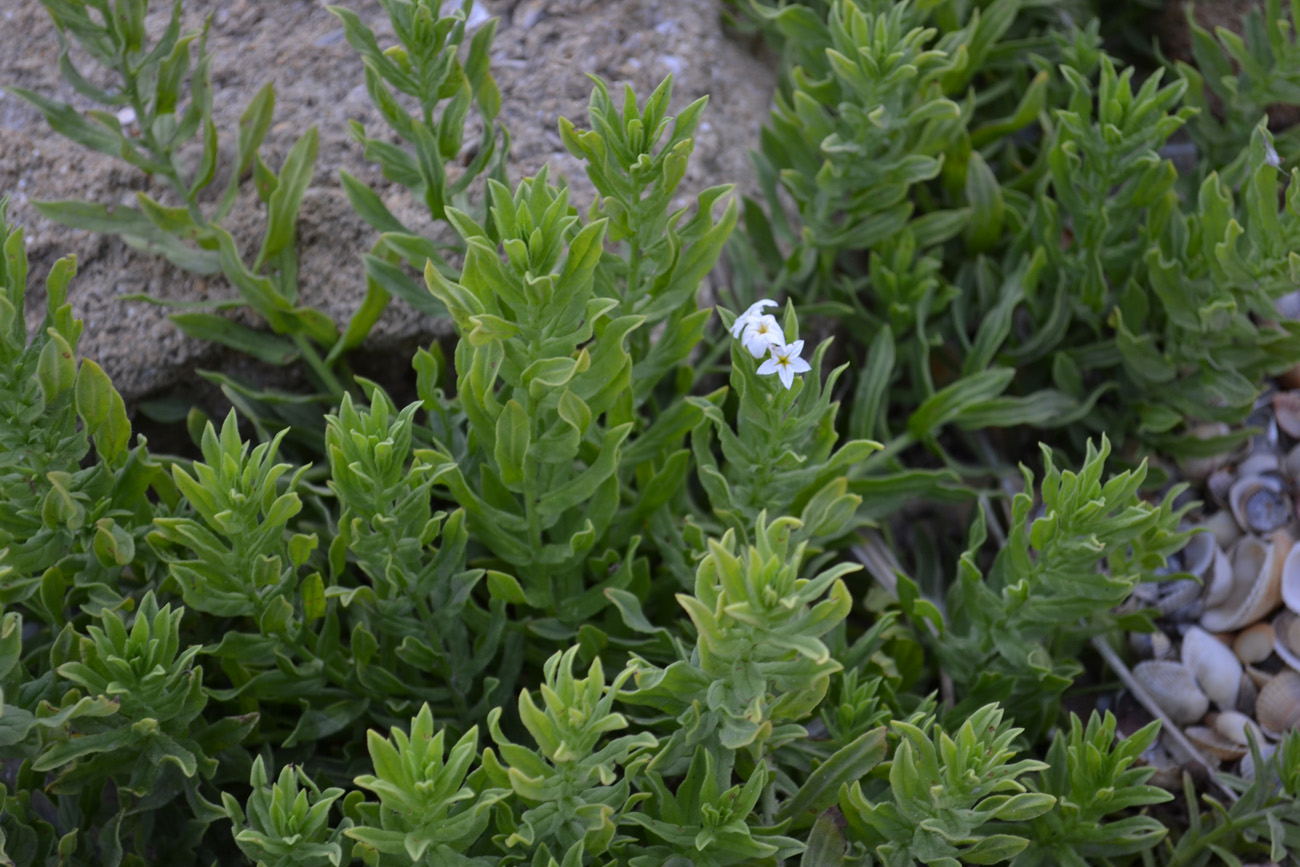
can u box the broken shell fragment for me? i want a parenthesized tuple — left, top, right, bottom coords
(1234, 622, 1276, 665)
(1184, 725, 1248, 761)
(1182, 626, 1243, 711)
(1202, 531, 1291, 632)
(1255, 669, 1300, 734)
(1134, 660, 1211, 725)
(1239, 741, 1277, 783)
(1229, 475, 1291, 535)
(1158, 579, 1204, 620)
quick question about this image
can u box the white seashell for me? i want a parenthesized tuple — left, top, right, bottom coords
(1255, 669, 1300, 735)
(1286, 443, 1300, 481)
(1204, 546, 1234, 609)
(1208, 468, 1235, 508)
(1179, 530, 1218, 579)
(1202, 531, 1290, 632)
(1214, 710, 1263, 746)
(1229, 475, 1291, 535)
(1183, 626, 1243, 711)
(1274, 609, 1300, 674)
(1234, 622, 1276, 665)
(1284, 542, 1300, 615)
(1204, 510, 1243, 552)
(1133, 660, 1211, 725)
(1238, 451, 1281, 479)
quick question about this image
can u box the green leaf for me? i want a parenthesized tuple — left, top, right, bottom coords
(75, 359, 131, 464)
(780, 727, 888, 822)
(169, 312, 299, 364)
(907, 368, 1015, 440)
(494, 399, 531, 488)
(258, 126, 318, 266)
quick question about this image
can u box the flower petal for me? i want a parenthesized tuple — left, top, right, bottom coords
(789, 357, 812, 374)
(778, 364, 795, 389)
(788, 339, 805, 356)
(756, 357, 780, 376)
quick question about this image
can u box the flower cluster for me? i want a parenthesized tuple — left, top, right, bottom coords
(729, 299, 812, 389)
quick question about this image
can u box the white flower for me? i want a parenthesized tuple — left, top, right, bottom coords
(757, 340, 811, 390)
(730, 298, 778, 338)
(740, 314, 785, 358)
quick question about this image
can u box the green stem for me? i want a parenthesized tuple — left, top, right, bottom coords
(291, 333, 345, 400)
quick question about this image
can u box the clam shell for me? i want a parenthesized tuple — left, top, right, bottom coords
(1238, 451, 1281, 478)
(1287, 443, 1300, 482)
(1214, 710, 1263, 746)
(1284, 542, 1300, 614)
(1204, 547, 1234, 609)
(1179, 530, 1217, 579)
(1229, 475, 1291, 535)
(1205, 510, 1243, 552)
(1158, 579, 1204, 620)
(1234, 622, 1276, 665)
(1274, 609, 1300, 673)
(1202, 531, 1291, 632)
(1182, 626, 1243, 710)
(1133, 660, 1211, 725)
(1185, 725, 1248, 761)
(1208, 468, 1235, 508)
(1256, 669, 1300, 734)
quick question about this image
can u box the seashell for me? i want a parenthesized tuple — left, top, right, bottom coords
(1182, 626, 1243, 710)
(1214, 710, 1263, 746)
(1235, 622, 1276, 665)
(1229, 475, 1291, 535)
(1205, 510, 1243, 552)
(1238, 451, 1281, 479)
(1204, 547, 1234, 609)
(1247, 665, 1276, 690)
(1274, 609, 1300, 673)
(1133, 660, 1211, 725)
(1185, 725, 1248, 761)
(1239, 741, 1277, 783)
(1130, 630, 1174, 661)
(1179, 423, 1234, 481)
(1237, 671, 1259, 716)
(1202, 531, 1291, 632)
(1158, 579, 1204, 620)
(1284, 543, 1300, 615)
(1276, 391, 1300, 440)
(1287, 443, 1300, 481)
(1208, 468, 1235, 508)
(1179, 530, 1218, 579)
(1256, 669, 1300, 734)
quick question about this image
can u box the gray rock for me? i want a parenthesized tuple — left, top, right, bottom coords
(0, 0, 775, 407)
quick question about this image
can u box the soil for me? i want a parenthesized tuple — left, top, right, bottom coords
(0, 0, 776, 408)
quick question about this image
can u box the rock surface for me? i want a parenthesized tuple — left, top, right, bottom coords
(0, 0, 775, 405)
